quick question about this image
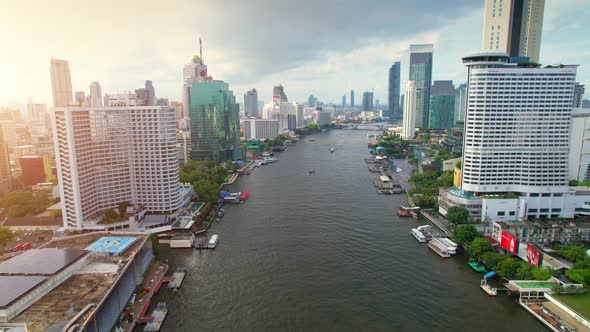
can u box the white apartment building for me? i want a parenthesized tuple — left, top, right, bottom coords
(402, 81, 417, 140)
(53, 105, 181, 229)
(243, 119, 279, 140)
(569, 109, 590, 182)
(315, 111, 331, 126)
(440, 52, 582, 224)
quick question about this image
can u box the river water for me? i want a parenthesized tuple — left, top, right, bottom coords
(154, 129, 543, 331)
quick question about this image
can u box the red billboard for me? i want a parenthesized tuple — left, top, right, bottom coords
(500, 231, 519, 255)
(526, 244, 543, 267)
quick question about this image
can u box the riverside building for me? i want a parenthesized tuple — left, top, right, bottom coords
(53, 103, 182, 229)
(439, 52, 590, 224)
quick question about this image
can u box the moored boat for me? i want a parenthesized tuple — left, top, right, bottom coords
(432, 237, 456, 255)
(427, 239, 451, 258)
(208, 234, 219, 249)
(411, 228, 427, 243)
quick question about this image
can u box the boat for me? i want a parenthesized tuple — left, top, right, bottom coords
(484, 271, 497, 280)
(367, 133, 375, 138)
(468, 258, 486, 273)
(240, 191, 249, 201)
(432, 238, 456, 255)
(411, 228, 427, 243)
(330, 148, 335, 153)
(427, 239, 451, 258)
(480, 280, 497, 296)
(398, 206, 419, 219)
(308, 138, 316, 142)
(437, 237, 458, 254)
(308, 170, 316, 174)
(208, 234, 219, 249)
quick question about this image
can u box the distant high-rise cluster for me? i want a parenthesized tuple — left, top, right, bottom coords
(482, 0, 545, 63)
(273, 85, 288, 104)
(361, 92, 373, 113)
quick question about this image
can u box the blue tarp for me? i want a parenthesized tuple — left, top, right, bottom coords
(220, 191, 232, 198)
(484, 271, 496, 280)
(236, 160, 244, 165)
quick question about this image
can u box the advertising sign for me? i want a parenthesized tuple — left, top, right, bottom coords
(500, 231, 519, 255)
(526, 244, 543, 267)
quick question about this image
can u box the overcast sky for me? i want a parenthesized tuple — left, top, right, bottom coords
(1, 0, 589, 107)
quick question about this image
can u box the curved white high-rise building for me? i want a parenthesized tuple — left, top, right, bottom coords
(402, 81, 417, 140)
(53, 105, 181, 229)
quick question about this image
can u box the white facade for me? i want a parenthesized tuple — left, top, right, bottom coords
(402, 81, 417, 140)
(315, 111, 331, 126)
(461, 52, 576, 194)
(244, 119, 279, 140)
(296, 104, 304, 129)
(89, 82, 103, 107)
(53, 106, 181, 229)
(106, 93, 141, 107)
(569, 109, 590, 182)
(50, 58, 73, 108)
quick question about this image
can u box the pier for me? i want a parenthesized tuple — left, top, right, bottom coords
(364, 158, 404, 195)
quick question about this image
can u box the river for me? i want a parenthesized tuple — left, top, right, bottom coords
(153, 129, 543, 331)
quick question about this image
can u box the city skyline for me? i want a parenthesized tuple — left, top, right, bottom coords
(1, 0, 588, 107)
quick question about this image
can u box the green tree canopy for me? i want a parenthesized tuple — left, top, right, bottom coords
(556, 245, 588, 262)
(0, 227, 14, 246)
(469, 237, 492, 260)
(447, 206, 469, 224)
(495, 257, 521, 280)
(453, 224, 480, 245)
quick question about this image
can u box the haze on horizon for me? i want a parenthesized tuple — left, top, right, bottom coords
(1, 0, 589, 106)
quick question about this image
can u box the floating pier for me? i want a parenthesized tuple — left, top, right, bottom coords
(143, 302, 168, 332)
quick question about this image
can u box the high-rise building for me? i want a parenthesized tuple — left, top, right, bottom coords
(273, 85, 288, 105)
(183, 38, 211, 116)
(428, 80, 456, 129)
(89, 82, 103, 107)
(342, 95, 346, 109)
(409, 44, 433, 128)
(136, 80, 155, 106)
(388, 61, 401, 119)
(279, 102, 297, 133)
(189, 80, 242, 161)
(74, 91, 85, 106)
(26, 103, 47, 123)
(573, 83, 585, 108)
(454, 83, 467, 126)
(0, 118, 16, 152)
(244, 88, 258, 118)
(482, 0, 545, 63)
(170, 101, 184, 122)
(308, 95, 317, 108)
(350, 90, 354, 108)
(569, 109, 590, 182)
(402, 81, 417, 140)
(50, 58, 73, 108)
(53, 105, 181, 229)
(0, 127, 11, 193)
(156, 98, 169, 106)
(243, 119, 279, 140)
(315, 111, 332, 126)
(361, 92, 373, 112)
(19, 155, 48, 186)
(296, 103, 304, 129)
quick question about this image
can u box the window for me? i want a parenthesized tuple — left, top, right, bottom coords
(497, 211, 506, 216)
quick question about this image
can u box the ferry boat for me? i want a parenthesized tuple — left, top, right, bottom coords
(427, 239, 451, 258)
(330, 148, 335, 153)
(411, 228, 427, 243)
(432, 238, 456, 255)
(208, 234, 219, 249)
(367, 133, 375, 138)
(308, 169, 316, 174)
(398, 206, 419, 218)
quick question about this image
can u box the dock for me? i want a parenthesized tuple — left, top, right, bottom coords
(192, 234, 215, 249)
(364, 158, 404, 195)
(480, 281, 498, 296)
(143, 302, 168, 332)
(166, 268, 186, 289)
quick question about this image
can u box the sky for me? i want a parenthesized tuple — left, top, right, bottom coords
(1, 0, 589, 107)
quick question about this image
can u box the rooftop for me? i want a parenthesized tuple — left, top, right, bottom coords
(0, 248, 86, 275)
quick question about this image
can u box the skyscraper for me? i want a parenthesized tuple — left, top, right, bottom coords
(388, 61, 401, 119)
(402, 81, 417, 140)
(136, 80, 155, 106)
(74, 91, 85, 106)
(409, 44, 433, 128)
(244, 88, 259, 118)
(50, 58, 73, 108)
(454, 83, 467, 126)
(90, 82, 103, 107)
(53, 104, 181, 229)
(307, 95, 317, 108)
(26, 103, 47, 123)
(482, 0, 545, 63)
(273, 85, 288, 104)
(350, 90, 355, 108)
(361, 92, 373, 113)
(573, 83, 585, 108)
(0, 127, 11, 194)
(342, 94, 346, 109)
(428, 80, 456, 129)
(183, 38, 210, 116)
(189, 80, 242, 161)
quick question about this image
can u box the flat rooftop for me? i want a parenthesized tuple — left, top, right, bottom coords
(44, 232, 147, 260)
(0, 248, 86, 275)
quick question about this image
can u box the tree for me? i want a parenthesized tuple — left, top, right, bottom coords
(447, 206, 469, 224)
(569, 180, 579, 186)
(469, 237, 492, 260)
(516, 262, 534, 280)
(482, 252, 505, 269)
(565, 269, 590, 286)
(118, 201, 130, 218)
(453, 224, 480, 245)
(194, 180, 220, 202)
(150, 234, 160, 256)
(412, 195, 437, 208)
(556, 245, 588, 262)
(0, 227, 14, 247)
(531, 267, 552, 281)
(495, 257, 521, 280)
(456, 161, 462, 170)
